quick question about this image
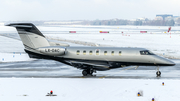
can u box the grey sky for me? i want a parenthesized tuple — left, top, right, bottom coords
(0, 0, 180, 21)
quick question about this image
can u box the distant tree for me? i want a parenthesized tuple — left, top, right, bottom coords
(81, 18, 175, 26)
(165, 20, 175, 26)
(134, 20, 142, 25)
(177, 18, 180, 23)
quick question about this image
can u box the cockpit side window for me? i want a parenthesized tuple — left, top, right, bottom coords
(140, 50, 154, 55)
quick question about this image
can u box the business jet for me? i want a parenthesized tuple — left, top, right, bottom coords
(6, 23, 175, 76)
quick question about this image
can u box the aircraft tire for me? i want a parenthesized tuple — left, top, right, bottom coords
(82, 70, 88, 76)
(156, 71, 161, 77)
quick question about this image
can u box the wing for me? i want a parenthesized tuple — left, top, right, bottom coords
(66, 60, 110, 71)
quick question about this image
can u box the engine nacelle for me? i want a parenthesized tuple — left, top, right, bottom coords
(38, 47, 66, 56)
(49, 41, 70, 47)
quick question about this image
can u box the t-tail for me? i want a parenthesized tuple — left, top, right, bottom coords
(6, 23, 67, 59)
(6, 23, 50, 49)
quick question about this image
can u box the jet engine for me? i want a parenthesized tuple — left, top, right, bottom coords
(38, 47, 66, 56)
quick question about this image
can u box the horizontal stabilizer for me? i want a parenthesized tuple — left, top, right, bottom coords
(6, 23, 50, 49)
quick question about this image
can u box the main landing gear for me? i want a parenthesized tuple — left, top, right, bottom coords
(82, 69, 96, 76)
(156, 66, 161, 77)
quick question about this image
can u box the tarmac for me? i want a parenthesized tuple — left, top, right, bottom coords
(0, 59, 180, 79)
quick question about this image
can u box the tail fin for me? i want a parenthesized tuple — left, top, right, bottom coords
(6, 23, 50, 49)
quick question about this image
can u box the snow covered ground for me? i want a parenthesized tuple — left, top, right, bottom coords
(0, 25, 180, 101)
(0, 78, 180, 101)
(0, 35, 31, 62)
(0, 53, 30, 62)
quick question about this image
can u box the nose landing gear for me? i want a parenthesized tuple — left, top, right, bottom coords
(156, 66, 161, 77)
(156, 71, 161, 77)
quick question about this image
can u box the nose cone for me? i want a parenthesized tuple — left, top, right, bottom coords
(160, 57, 175, 66)
(154, 55, 176, 66)
(166, 60, 175, 66)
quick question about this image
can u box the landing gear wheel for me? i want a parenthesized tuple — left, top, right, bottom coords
(82, 70, 88, 76)
(86, 69, 93, 76)
(82, 69, 94, 76)
(156, 71, 161, 77)
(90, 69, 94, 75)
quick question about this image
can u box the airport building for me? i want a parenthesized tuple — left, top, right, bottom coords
(156, 14, 173, 20)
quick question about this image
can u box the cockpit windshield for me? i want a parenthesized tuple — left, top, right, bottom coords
(140, 50, 155, 55)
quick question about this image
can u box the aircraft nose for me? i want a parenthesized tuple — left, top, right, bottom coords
(162, 58, 176, 66)
(156, 56, 176, 66)
(167, 60, 175, 66)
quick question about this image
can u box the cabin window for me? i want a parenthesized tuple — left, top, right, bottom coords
(96, 50, 99, 55)
(77, 50, 80, 55)
(111, 51, 114, 56)
(140, 50, 154, 55)
(104, 51, 107, 55)
(89, 51, 93, 55)
(119, 51, 121, 56)
(83, 50, 86, 55)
